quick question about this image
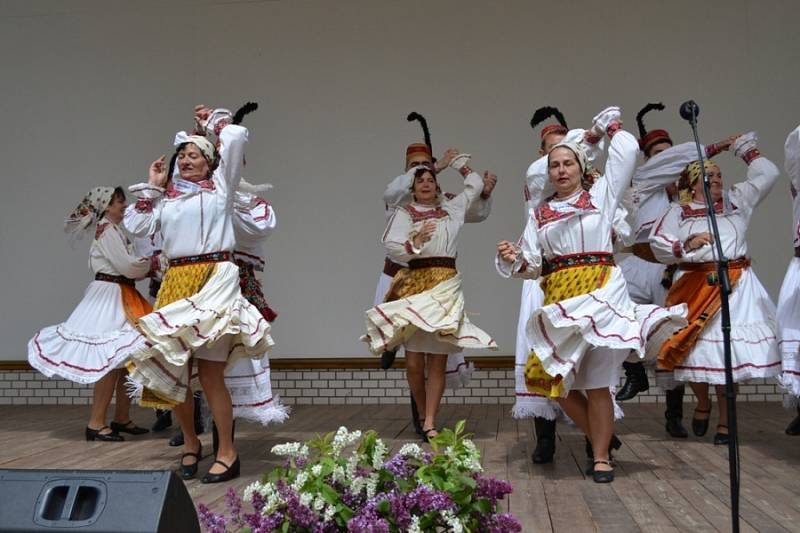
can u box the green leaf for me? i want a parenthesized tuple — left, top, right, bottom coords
(472, 498, 492, 514)
(377, 499, 391, 514)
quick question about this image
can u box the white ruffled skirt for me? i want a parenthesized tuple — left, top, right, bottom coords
(373, 270, 474, 388)
(126, 261, 274, 404)
(28, 280, 142, 384)
(527, 266, 687, 396)
(776, 258, 800, 399)
(364, 273, 497, 356)
(667, 268, 779, 386)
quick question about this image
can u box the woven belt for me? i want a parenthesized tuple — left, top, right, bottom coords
(168, 251, 232, 267)
(542, 252, 615, 277)
(94, 272, 136, 286)
(678, 257, 750, 272)
(383, 257, 404, 277)
(408, 257, 456, 270)
(631, 243, 660, 264)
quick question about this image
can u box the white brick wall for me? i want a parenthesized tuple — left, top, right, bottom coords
(0, 367, 790, 406)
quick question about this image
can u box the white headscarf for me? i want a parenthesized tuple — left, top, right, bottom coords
(64, 186, 115, 237)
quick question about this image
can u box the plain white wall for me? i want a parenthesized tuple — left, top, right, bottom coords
(2, 0, 799, 361)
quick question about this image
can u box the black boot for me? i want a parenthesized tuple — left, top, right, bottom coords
(531, 417, 556, 464)
(151, 409, 173, 432)
(380, 349, 397, 370)
(410, 393, 423, 436)
(212, 420, 236, 456)
(786, 406, 800, 436)
(616, 362, 649, 401)
(193, 392, 205, 436)
(664, 386, 688, 438)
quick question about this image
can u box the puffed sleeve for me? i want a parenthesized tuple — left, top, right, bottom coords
(442, 170, 485, 222)
(728, 154, 779, 213)
(496, 211, 543, 280)
(786, 125, 800, 191)
(95, 225, 151, 279)
(123, 184, 164, 238)
(383, 171, 413, 215)
(234, 192, 276, 241)
(464, 194, 492, 223)
(213, 124, 248, 204)
(382, 207, 420, 264)
(593, 131, 639, 216)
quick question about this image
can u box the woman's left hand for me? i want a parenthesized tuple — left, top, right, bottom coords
(497, 240, 518, 263)
(482, 171, 498, 196)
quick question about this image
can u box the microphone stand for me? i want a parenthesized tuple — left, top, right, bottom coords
(682, 102, 740, 533)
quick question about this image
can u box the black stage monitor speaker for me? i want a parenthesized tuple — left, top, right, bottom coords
(0, 469, 200, 532)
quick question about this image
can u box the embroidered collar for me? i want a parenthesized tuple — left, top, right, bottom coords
(165, 177, 216, 198)
(680, 199, 738, 219)
(535, 190, 596, 226)
(404, 203, 449, 222)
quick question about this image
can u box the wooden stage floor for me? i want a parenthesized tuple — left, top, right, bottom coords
(1, 402, 798, 532)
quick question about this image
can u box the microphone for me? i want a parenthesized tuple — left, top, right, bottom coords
(679, 100, 700, 122)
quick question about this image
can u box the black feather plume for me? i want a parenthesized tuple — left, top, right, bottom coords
(530, 106, 567, 130)
(407, 112, 432, 150)
(233, 102, 259, 125)
(636, 102, 665, 138)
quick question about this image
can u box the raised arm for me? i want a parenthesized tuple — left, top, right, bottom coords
(383, 170, 414, 213)
(123, 157, 167, 238)
(728, 133, 779, 213)
(785, 125, 800, 192)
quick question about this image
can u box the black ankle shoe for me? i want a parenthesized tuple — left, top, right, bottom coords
(665, 417, 689, 438)
(180, 444, 202, 480)
(692, 407, 711, 437)
(592, 460, 615, 483)
(713, 425, 729, 446)
(380, 350, 397, 370)
(110, 420, 150, 435)
(201, 456, 240, 484)
(151, 410, 172, 432)
(786, 414, 800, 436)
(85, 426, 124, 442)
(616, 362, 649, 401)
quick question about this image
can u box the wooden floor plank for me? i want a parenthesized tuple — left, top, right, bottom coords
(1, 402, 799, 532)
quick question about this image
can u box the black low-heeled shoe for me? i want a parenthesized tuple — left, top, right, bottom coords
(85, 426, 124, 442)
(380, 349, 397, 370)
(592, 460, 615, 483)
(151, 410, 173, 432)
(713, 424, 729, 446)
(201, 456, 240, 484)
(422, 428, 438, 443)
(110, 420, 150, 435)
(179, 444, 203, 480)
(692, 407, 711, 437)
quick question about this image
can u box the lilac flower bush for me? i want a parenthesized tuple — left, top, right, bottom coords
(198, 420, 521, 532)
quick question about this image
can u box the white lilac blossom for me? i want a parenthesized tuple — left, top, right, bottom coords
(331, 426, 362, 457)
(365, 473, 379, 499)
(398, 443, 424, 460)
(408, 515, 422, 533)
(291, 471, 309, 492)
(271, 441, 309, 458)
(311, 464, 323, 477)
(442, 509, 464, 533)
(371, 439, 388, 469)
(312, 496, 325, 512)
(299, 492, 313, 508)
